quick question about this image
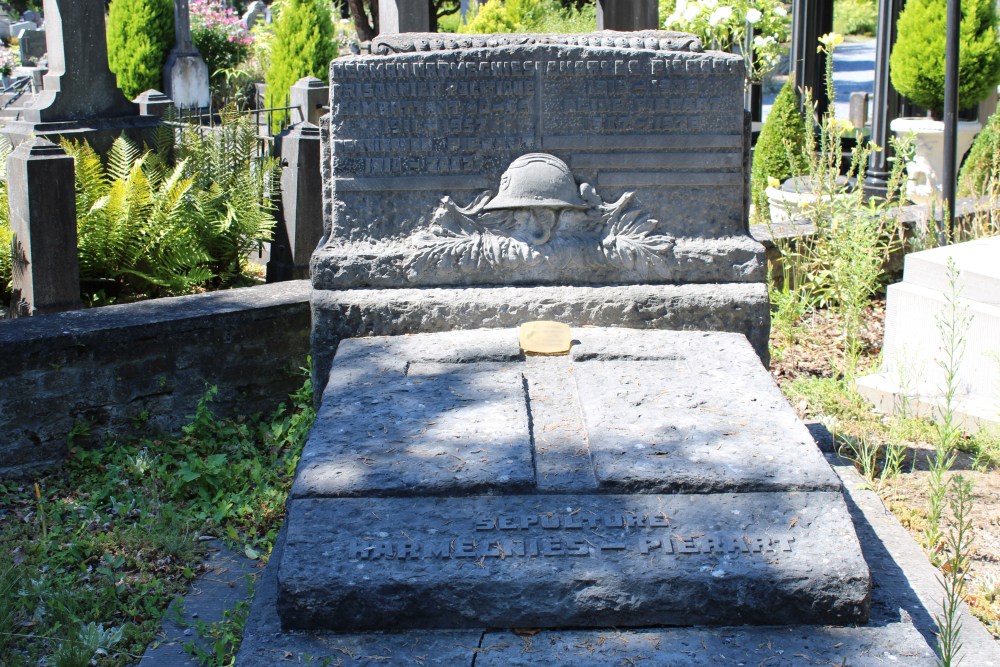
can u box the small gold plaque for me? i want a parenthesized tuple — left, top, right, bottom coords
(519, 321, 572, 355)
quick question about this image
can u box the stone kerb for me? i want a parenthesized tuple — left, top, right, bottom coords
(311, 33, 769, 393)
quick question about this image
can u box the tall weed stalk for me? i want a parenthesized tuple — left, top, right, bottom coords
(935, 475, 974, 666)
(924, 258, 971, 554)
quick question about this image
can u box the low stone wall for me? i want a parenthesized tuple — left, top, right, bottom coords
(0, 281, 311, 479)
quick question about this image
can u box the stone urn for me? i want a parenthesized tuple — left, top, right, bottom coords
(765, 174, 857, 224)
(890, 117, 981, 207)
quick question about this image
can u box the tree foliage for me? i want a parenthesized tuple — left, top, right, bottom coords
(751, 78, 810, 221)
(107, 0, 175, 99)
(890, 0, 1000, 115)
(959, 107, 1000, 196)
(265, 0, 338, 132)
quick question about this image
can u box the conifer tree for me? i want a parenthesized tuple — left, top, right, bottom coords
(107, 0, 175, 99)
(751, 78, 810, 221)
(890, 0, 1000, 115)
(266, 0, 338, 132)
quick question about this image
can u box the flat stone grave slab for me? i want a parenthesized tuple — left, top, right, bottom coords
(280, 328, 870, 631)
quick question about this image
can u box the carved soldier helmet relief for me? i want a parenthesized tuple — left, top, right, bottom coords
(482, 154, 589, 211)
(406, 152, 676, 279)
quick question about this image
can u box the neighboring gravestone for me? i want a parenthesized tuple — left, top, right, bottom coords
(6, 138, 80, 317)
(18, 28, 45, 66)
(289, 75, 327, 126)
(277, 328, 870, 630)
(164, 0, 210, 108)
(1, 0, 157, 152)
(268, 122, 323, 281)
(311, 32, 768, 393)
(598, 0, 659, 30)
(9, 19, 35, 35)
(857, 236, 1000, 430)
(378, 0, 429, 33)
(21, 8, 40, 23)
(243, 0, 266, 29)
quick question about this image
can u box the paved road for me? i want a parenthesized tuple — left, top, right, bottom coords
(762, 37, 876, 122)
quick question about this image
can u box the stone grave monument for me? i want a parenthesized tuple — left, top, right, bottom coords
(1, 0, 158, 152)
(278, 328, 870, 631)
(229, 31, 1000, 665)
(857, 236, 1000, 429)
(235, 32, 897, 663)
(163, 0, 210, 109)
(310, 31, 770, 393)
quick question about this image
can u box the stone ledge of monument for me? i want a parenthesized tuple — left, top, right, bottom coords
(0, 281, 311, 480)
(368, 30, 704, 56)
(307, 283, 772, 402)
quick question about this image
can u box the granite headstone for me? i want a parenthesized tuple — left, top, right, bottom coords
(310, 32, 770, 392)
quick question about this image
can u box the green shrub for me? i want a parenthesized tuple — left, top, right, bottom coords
(834, 0, 878, 36)
(265, 0, 338, 132)
(890, 0, 1000, 115)
(959, 107, 1000, 196)
(751, 78, 810, 222)
(107, 0, 175, 99)
(458, 0, 594, 33)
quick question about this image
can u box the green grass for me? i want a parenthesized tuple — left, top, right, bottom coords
(0, 367, 315, 666)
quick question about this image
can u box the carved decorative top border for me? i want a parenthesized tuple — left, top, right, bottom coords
(371, 30, 703, 56)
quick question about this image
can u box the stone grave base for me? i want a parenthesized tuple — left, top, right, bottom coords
(237, 326, 1000, 665)
(857, 236, 1000, 431)
(310, 283, 770, 398)
(236, 458, 1000, 666)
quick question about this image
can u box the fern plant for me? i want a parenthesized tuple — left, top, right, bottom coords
(173, 108, 279, 283)
(65, 138, 213, 299)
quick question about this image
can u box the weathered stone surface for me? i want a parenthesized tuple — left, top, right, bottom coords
(281, 329, 866, 631)
(571, 330, 839, 493)
(474, 625, 935, 666)
(309, 283, 771, 399)
(300, 328, 836, 496)
(0, 281, 310, 479)
(294, 361, 535, 497)
(277, 491, 870, 630)
(317, 38, 762, 290)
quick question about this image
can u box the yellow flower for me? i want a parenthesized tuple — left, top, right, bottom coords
(767, 176, 781, 188)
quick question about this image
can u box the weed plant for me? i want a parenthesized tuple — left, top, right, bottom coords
(924, 259, 971, 556)
(936, 475, 974, 666)
(0, 368, 315, 666)
(766, 33, 908, 380)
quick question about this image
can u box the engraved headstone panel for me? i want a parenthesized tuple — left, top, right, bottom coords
(315, 35, 764, 290)
(279, 493, 870, 630)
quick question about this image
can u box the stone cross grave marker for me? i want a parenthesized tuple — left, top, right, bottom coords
(164, 0, 210, 108)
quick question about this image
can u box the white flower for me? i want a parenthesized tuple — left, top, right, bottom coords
(702, 0, 718, 9)
(682, 4, 701, 20)
(745, 8, 762, 23)
(708, 5, 733, 25)
(774, 5, 787, 16)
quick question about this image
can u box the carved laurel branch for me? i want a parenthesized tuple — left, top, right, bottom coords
(371, 32, 703, 56)
(403, 191, 676, 279)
